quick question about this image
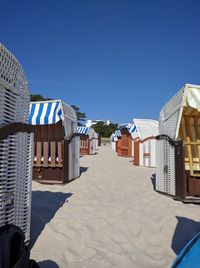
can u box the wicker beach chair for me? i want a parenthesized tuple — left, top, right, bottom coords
(156, 84, 200, 202)
(118, 123, 133, 157)
(0, 43, 33, 242)
(29, 100, 80, 184)
(130, 119, 158, 167)
(77, 126, 96, 155)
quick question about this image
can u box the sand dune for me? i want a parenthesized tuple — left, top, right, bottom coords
(31, 146, 200, 268)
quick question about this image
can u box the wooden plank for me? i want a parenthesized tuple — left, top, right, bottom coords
(57, 121, 63, 167)
(36, 125, 42, 167)
(185, 142, 200, 145)
(190, 117, 199, 164)
(43, 125, 49, 167)
(180, 116, 189, 170)
(134, 140, 139, 166)
(185, 117, 194, 175)
(128, 135, 132, 157)
(49, 124, 56, 166)
(194, 116, 200, 171)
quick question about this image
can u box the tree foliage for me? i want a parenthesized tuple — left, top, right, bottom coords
(92, 121, 118, 138)
(30, 94, 52, 102)
(30, 95, 87, 126)
(71, 105, 87, 126)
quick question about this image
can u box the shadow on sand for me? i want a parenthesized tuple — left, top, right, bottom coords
(150, 173, 156, 190)
(80, 166, 89, 175)
(30, 191, 73, 249)
(38, 260, 59, 268)
(171, 216, 200, 255)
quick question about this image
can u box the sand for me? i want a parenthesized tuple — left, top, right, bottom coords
(31, 145, 200, 268)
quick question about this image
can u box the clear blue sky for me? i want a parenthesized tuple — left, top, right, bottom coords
(1, 0, 200, 123)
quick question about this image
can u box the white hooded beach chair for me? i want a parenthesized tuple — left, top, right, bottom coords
(29, 100, 80, 184)
(0, 43, 33, 242)
(94, 132, 99, 150)
(110, 133, 117, 150)
(111, 129, 122, 153)
(156, 84, 200, 202)
(130, 119, 158, 167)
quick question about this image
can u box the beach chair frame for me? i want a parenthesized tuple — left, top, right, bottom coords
(78, 127, 97, 155)
(130, 119, 158, 167)
(30, 100, 80, 184)
(117, 127, 132, 157)
(0, 43, 33, 242)
(156, 84, 200, 202)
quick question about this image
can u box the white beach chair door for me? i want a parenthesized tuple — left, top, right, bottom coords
(139, 143, 144, 166)
(132, 140, 134, 157)
(143, 140, 150, 167)
(150, 139, 156, 167)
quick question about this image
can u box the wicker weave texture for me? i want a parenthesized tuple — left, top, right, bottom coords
(0, 44, 32, 242)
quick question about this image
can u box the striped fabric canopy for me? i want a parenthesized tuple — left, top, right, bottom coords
(114, 129, 122, 137)
(129, 123, 137, 134)
(118, 123, 132, 131)
(77, 126, 89, 135)
(29, 101, 63, 125)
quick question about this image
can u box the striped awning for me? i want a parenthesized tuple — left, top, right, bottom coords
(131, 119, 158, 140)
(77, 126, 89, 135)
(118, 123, 132, 131)
(29, 101, 63, 125)
(129, 123, 137, 133)
(114, 129, 122, 137)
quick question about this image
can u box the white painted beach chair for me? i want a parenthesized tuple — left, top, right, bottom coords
(110, 133, 117, 150)
(94, 132, 99, 150)
(130, 119, 158, 167)
(0, 43, 33, 242)
(156, 84, 200, 202)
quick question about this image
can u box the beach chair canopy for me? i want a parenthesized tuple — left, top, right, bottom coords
(77, 126, 90, 135)
(0, 43, 30, 126)
(29, 100, 77, 138)
(77, 126, 96, 139)
(159, 84, 200, 139)
(118, 123, 132, 131)
(130, 119, 158, 140)
(0, 43, 29, 100)
(110, 130, 122, 142)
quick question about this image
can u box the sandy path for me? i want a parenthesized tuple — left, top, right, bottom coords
(31, 146, 200, 268)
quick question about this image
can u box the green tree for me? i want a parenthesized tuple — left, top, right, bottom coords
(30, 94, 52, 101)
(30, 95, 87, 125)
(71, 105, 87, 126)
(92, 121, 118, 138)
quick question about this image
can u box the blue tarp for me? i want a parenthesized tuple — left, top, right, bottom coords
(172, 232, 200, 268)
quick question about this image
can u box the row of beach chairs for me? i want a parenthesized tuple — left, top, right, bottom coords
(111, 84, 200, 203)
(111, 120, 158, 168)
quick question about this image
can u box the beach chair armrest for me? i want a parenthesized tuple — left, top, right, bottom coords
(0, 122, 34, 141)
